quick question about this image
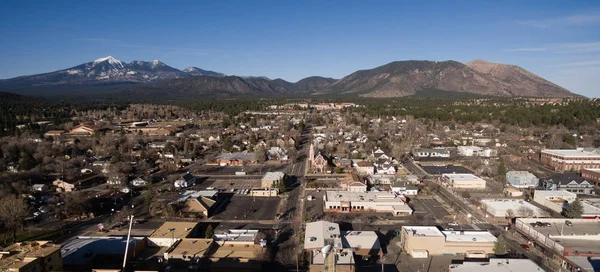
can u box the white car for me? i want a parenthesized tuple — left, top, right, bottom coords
(448, 222, 459, 226)
(206, 187, 215, 190)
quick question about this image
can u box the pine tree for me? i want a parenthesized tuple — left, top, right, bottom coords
(493, 235, 508, 255)
(205, 225, 214, 239)
(563, 199, 583, 219)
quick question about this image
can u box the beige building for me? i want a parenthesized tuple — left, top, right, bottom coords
(260, 171, 285, 188)
(250, 188, 279, 197)
(0, 241, 62, 272)
(442, 174, 486, 189)
(533, 190, 577, 213)
(401, 226, 496, 258)
(148, 221, 199, 247)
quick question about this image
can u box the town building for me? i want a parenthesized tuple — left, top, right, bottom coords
(174, 172, 196, 188)
(61, 236, 145, 271)
(442, 173, 486, 189)
(0, 241, 62, 272)
(340, 174, 367, 193)
(506, 171, 539, 189)
(581, 168, 600, 186)
(457, 146, 497, 157)
(260, 171, 285, 188)
(449, 258, 543, 272)
(323, 191, 412, 216)
(480, 199, 547, 222)
(400, 226, 497, 258)
(174, 190, 219, 217)
(391, 181, 419, 195)
(250, 188, 279, 197)
(581, 198, 600, 219)
(147, 221, 199, 247)
(354, 161, 375, 175)
(540, 148, 600, 172)
(31, 184, 48, 192)
(413, 148, 451, 159)
(213, 152, 257, 166)
(503, 186, 523, 197)
(540, 173, 595, 195)
(533, 190, 577, 213)
(43, 130, 64, 138)
(515, 218, 600, 272)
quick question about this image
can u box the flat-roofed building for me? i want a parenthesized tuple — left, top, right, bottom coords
(533, 190, 576, 213)
(515, 218, 600, 271)
(324, 191, 412, 216)
(582, 168, 600, 186)
(449, 258, 543, 272)
(165, 238, 213, 260)
(442, 174, 486, 189)
(581, 198, 600, 219)
(260, 171, 285, 188)
(480, 199, 548, 222)
(304, 221, 341, 250)
(540, 148, 600, 172)
(506, 171, 539, 189)
(400, 226, 497, 258)
(61, 236, 146, 271)
(148, 221, 198, 247)
(309, 248, 355, 272)
(341, 231, 382, 256)
(0, 241, 62, 272)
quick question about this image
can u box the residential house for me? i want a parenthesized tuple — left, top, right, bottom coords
(391, 181, 418, 195)
(68, 124, 97, 136)
(174, 172, 196, 188)
(354, 161, 375, 175)
(31, 184, 48, 192)
(376, 163, 396, 175)
(44, 130, 65, 138)
(131, 177, 149, 187)
(267, 147, 288, 162)
(540, 173, 595, 195)
(175, 190, 219, 217)
(53, 179, 75, 192)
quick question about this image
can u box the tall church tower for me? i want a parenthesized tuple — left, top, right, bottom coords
(308, 142, 315, 165)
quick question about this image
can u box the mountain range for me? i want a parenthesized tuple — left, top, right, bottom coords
(0, 56, 580, 99)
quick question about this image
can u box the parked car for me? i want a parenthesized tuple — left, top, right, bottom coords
(543, 222, 552, 227)
(535, 221, 543, 227)
(521, 244, 530, 251)
(448, 222, 459, 226)
(565, 220, 573, 226)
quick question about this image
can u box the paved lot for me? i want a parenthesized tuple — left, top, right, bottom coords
(193, 178, 261, 191)
(303, 190, 324, 220)
(411, 198, 450, 220)
(421, 165, 473, 175)
(194, 164, 289, 175)
(211, 195, 280, 221)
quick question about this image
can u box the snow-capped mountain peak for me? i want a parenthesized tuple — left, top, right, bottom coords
(151, 60, 163, 68)
(93, 56, 124, 68)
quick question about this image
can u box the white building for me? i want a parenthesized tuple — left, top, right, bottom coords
(506, 171, 539, 189)
(457, 146, 497, 157)
(480, 199, 547, 218)
(442, 174, 486, 189)
(304, 221, 341, 250)
(324, 191, 412, 216)
(533, 190, 577, 213)
(449, 258, 543, 272)
(391, 181, 419, 195)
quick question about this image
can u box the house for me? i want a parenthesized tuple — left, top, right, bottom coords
(131, 177, 149, 187)
(174, 172, 196, 188)
(106, 175, 125, 186)
(442, 174, 486, 189)
(506, 171, 539, 189)
(31, 184, 48, 192)
(391, 181, 418, 195)
(53, 179, 75, 192)
(372, 148, 390, 161)
(354, 161, 375, 175)
(376, 163, 396, 175)
(340, 174, 367, 193)
(541, 173, 595, 195)
(148, 142, 167, 149)
(68, 124, 97, 136)
(267, 146, 288, 162)
(44, 130, 65, 138)
(334, 158, 353, 172)
(177, 190, 218, 217)
(413, 148, 450, 159)
(261, 172, 285, 188)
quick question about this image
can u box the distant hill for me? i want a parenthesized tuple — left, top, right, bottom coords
(323, 60, 578, 98)
(0, 57, 580, 99)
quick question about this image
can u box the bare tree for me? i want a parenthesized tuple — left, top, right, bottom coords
(505, 209, 515, 219)
(0, 195, 29, 245)
(517, 206, 534, 218)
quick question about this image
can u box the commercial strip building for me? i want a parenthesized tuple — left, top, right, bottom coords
(506, 171, 539, 189)
(148, 221, 199, 247)
(0, 241, 62, 272)
(304, 221, 381, 272)
(442, 174, 486, 189)
(400, 226, 497, 259)
(449, 258, 543, 271)
(480, 199, 548, 223)
(533, 190, 577, 213)
(540, 148, 600, 172)
(581, 168, 600, 186)
(260, 171, 285, 188)
(323, 191, 413, 216)
(515, 218, 600, 272)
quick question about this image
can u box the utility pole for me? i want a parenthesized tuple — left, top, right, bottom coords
(122, 215, 134, 271)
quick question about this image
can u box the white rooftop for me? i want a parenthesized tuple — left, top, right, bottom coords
(584, 168, 600, 173)
(304, 221, 341, 249)
(449, 258, 544, 272)
(213, 229, 258, 242)
(262, 171, 285, 181)
(442, 231, 497, 243)
(174, 190, 217, 203)
(341, 231, 381, 250)
(542, 149, 600, 158)
(402, 226, 444, 237)
(443, 173, 485, 182)
(325, 191, 404, 203)
(481, 199, 546, 217)
(534, 190, 577, 197)
(582, 199, 600, 216)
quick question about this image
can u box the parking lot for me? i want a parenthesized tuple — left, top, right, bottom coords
(194, 178, 262, 192)
(411, 198, 450, 221)
(304, 190, 324, 220)
(211, 195, 280, 221)
(194, 164, 289, 175)
(421, 165, 473, 175)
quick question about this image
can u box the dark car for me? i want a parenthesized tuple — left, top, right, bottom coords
(565, 220, 573, 226)
(543, 222, 552, 227)
(535, 221, 544, 227)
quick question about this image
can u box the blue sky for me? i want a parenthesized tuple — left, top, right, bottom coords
(0, 0, 599, 97)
